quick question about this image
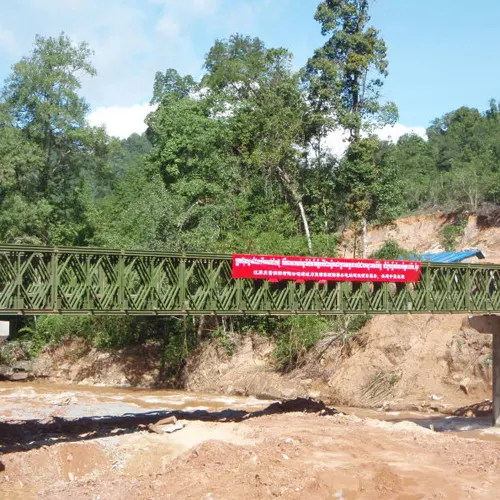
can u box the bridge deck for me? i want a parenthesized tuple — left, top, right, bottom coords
(0, 245, 499, 316)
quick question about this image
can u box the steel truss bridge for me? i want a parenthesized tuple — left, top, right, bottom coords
(0, 244, 499, 316)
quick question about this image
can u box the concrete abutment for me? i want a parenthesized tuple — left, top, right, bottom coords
(468, 315, 500, 426)
(0, 320, 9, 345)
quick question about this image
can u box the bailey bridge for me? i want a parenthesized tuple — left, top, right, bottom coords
(0, 244, 499, 316)
(2, 244, 500, 425)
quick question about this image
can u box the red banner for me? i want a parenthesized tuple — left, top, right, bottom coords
(232, 254, 422, 283)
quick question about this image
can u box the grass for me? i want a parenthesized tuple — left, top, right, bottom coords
(272, 314, 371, 372)
(440, 213, 468, 251)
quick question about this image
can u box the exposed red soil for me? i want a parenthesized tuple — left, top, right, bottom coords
(2, 412, 500, 499)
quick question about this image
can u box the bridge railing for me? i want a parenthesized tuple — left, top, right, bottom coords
(0, 244, 499, 315)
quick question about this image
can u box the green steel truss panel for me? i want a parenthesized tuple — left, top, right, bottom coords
(0, 244, 499, 316)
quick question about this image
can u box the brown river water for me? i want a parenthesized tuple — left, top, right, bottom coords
(1, 380, 498, 441)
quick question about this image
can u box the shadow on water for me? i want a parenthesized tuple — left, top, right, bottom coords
(385, 401, 494, 434)
(1, 396, 498, 460)
(388, 415, 493, 433)
(0, 398, 338, 454)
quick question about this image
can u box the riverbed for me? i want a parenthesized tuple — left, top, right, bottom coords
(2, 381, 500, 499)
(0, 381, 497, 438)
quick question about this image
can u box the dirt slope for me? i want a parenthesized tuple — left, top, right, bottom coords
(324, 314, 491, 408)
(39, 314, 492, 412)
(32, 339, 164, 388)
(182, 213, 500, 408)
(341, 212, 500, 262)
(180, 315, 492, 411)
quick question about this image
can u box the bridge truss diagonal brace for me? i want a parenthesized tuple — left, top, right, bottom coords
(468, 315, 500, 427)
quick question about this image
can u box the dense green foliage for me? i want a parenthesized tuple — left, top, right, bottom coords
(439, 214, 468, 251)
(11, 315, 194, 381)
(2, 2, 500, 371)
(369, 240, 417, 260)
(305, 0, 399, 256)
(0, 33, 113, 245)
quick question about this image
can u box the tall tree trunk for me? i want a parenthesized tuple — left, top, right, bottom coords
(196, 315, 206, 344)
(298, 200, 313, 254)
(276, 165, 313, 254)
(361, 216, 368, 259)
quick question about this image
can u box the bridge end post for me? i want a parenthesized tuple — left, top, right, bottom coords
(0, 320, 9, 345)
(468, 315, 500, 426)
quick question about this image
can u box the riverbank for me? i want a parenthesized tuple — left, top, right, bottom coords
(8, 310, 492, 416)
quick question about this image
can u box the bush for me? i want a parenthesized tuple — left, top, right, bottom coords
(0, 340, 31, 364)
(18, 316, 95, 357)
(440, 214, 467, 251)
(159, 318, 197, 381)
(209, 325, 235, 356)
(271, 313, 372, 372)
(17, 315, 195, 358)
(369, 239, 416, 260)
(272, 316, 329, 372)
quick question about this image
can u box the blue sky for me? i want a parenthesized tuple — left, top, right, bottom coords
(0, 0, 498, 139)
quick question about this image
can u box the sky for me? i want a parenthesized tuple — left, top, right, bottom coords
(0, 0, 498, 146)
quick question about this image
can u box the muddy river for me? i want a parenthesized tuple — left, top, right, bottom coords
(1, 380, 498, 439)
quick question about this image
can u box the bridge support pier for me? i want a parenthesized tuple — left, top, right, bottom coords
(468, 315, 500, 426)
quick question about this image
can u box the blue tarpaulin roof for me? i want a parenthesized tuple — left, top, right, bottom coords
(419, 249, 485, 263)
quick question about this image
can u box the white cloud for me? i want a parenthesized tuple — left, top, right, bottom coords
(0, 0, 302, 111)
(0, 26, 18, 55)
(323, 128, 350, 158)
(187, 0, 218, 15)
(1, 0, 224, 108)
(151, 0, 219, 16)
(376, 123, 427, 142)
(87, 100, 428, 154)
(156, 17, 181, 38)
(87, 102, 156, 138)
(323, 124, 428, 158)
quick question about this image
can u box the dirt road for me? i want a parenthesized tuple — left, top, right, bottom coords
(1, 382, 500, 499)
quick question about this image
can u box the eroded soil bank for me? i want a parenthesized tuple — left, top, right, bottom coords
(23, 310, 493, 415)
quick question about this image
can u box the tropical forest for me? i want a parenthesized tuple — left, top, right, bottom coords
(1, 0, 500, 371)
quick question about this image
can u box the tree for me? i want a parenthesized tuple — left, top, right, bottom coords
(426, 106, 500, 210)
(146, 89, 239, 252)
(306, 0, 398, 256)
(151, 68, 196, 104)
(0, 32, 112, 244)
(93, 157, 173, 250)
(338, 137, 403, 256)
(391, 134, 437, 210)
(203, 35, 320, 253)
(108, 133, 152, 179)
(0, 126, 49, 243)
(202, 35, 291, 102)
(305, 0, 397, 140)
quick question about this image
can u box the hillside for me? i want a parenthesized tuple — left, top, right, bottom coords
(179, 213, 499, 410)
(342, 212, 500, 263)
